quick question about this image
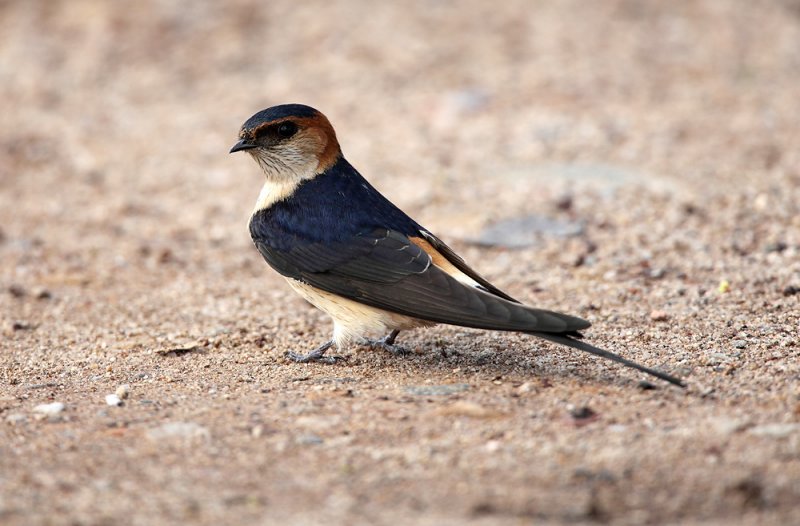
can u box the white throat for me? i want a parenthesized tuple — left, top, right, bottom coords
(249, 148, 318, 212)
(252, 178, 302, 212)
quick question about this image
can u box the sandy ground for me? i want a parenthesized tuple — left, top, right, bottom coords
(1, 1, 799, 524)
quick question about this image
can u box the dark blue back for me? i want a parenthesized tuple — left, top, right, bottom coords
(250, 157, 422, 251)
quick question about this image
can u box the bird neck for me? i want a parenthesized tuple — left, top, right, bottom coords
(252, 177, 304, 214)
(250, 151, 348, 214)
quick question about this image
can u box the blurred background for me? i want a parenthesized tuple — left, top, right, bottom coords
(1, 1, 799, 524)
(2, 0, 797, 334)
(2, 0, 798, 246)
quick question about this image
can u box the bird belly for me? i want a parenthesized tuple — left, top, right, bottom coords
(285, 279, 434, 348)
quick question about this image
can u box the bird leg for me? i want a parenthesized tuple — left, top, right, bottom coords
(382, 329, 400, 346)
(366, 330, 410, 356)
(286, 340, 341, 364)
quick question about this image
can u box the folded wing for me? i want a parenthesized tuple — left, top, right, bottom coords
(253, 227, 590, 334)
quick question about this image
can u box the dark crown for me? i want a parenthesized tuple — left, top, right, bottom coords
(241, 104, 321, 132)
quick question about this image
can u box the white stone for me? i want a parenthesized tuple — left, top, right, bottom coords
(33, 402, 65, 415)
(146, 422, 210, 442)
(749, 423, 800, 439)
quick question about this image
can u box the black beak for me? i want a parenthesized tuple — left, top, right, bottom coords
(229, 139, 257, 154)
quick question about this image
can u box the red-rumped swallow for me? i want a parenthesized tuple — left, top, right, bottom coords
(230, 104, 685, 387)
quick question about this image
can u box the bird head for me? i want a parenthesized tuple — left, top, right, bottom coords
(230, 104, 341, 180)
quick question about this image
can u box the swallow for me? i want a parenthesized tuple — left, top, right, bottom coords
(230, 104, 685, 387)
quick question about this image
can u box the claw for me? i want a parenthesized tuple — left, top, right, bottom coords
(286, 340, 343, 364)
(366, 330, 410, 356)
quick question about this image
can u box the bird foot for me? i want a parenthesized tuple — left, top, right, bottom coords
(285, 340, 344, 364)
(371, 341, 411, 356)
(365, 330, 410, 356)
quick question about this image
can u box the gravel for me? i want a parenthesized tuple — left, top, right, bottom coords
(1, 1, 799, 525)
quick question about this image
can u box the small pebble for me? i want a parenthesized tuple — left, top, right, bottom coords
(115, 384, 130, 400)
(33, 287, 52, 300)
(147, 422, 210, 442)
(733, 340, 747, 349)
(783, 285, 799, 297)
(8, 284, 26, 298)
(105, 394, 122, 406)
(568, 405, 600, 427)
(516, 382, 533, 394)
(6, 413, 27, 424)
(569, 406, 597, 420)
(765, 241, 787, 253)
(437, 401, 501, 419)
(471, 214, 584, 249)
(555, 194, 573, 210)
(34, 402, 65, 415)
(484, 440, 501, 453)
(405, 384, 470, 396)
(710, 417, 751, 435)
(296, 433, 323, 445)
(649, 310, 669, 322)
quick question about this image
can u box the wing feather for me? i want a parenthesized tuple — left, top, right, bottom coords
(418, 230, 520, 302)
(254, 227, 589, 334)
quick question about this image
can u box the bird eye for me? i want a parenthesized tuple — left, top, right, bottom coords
(277, 122, 297, 138)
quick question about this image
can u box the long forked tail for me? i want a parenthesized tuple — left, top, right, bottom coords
(531, 332, 686, 388)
